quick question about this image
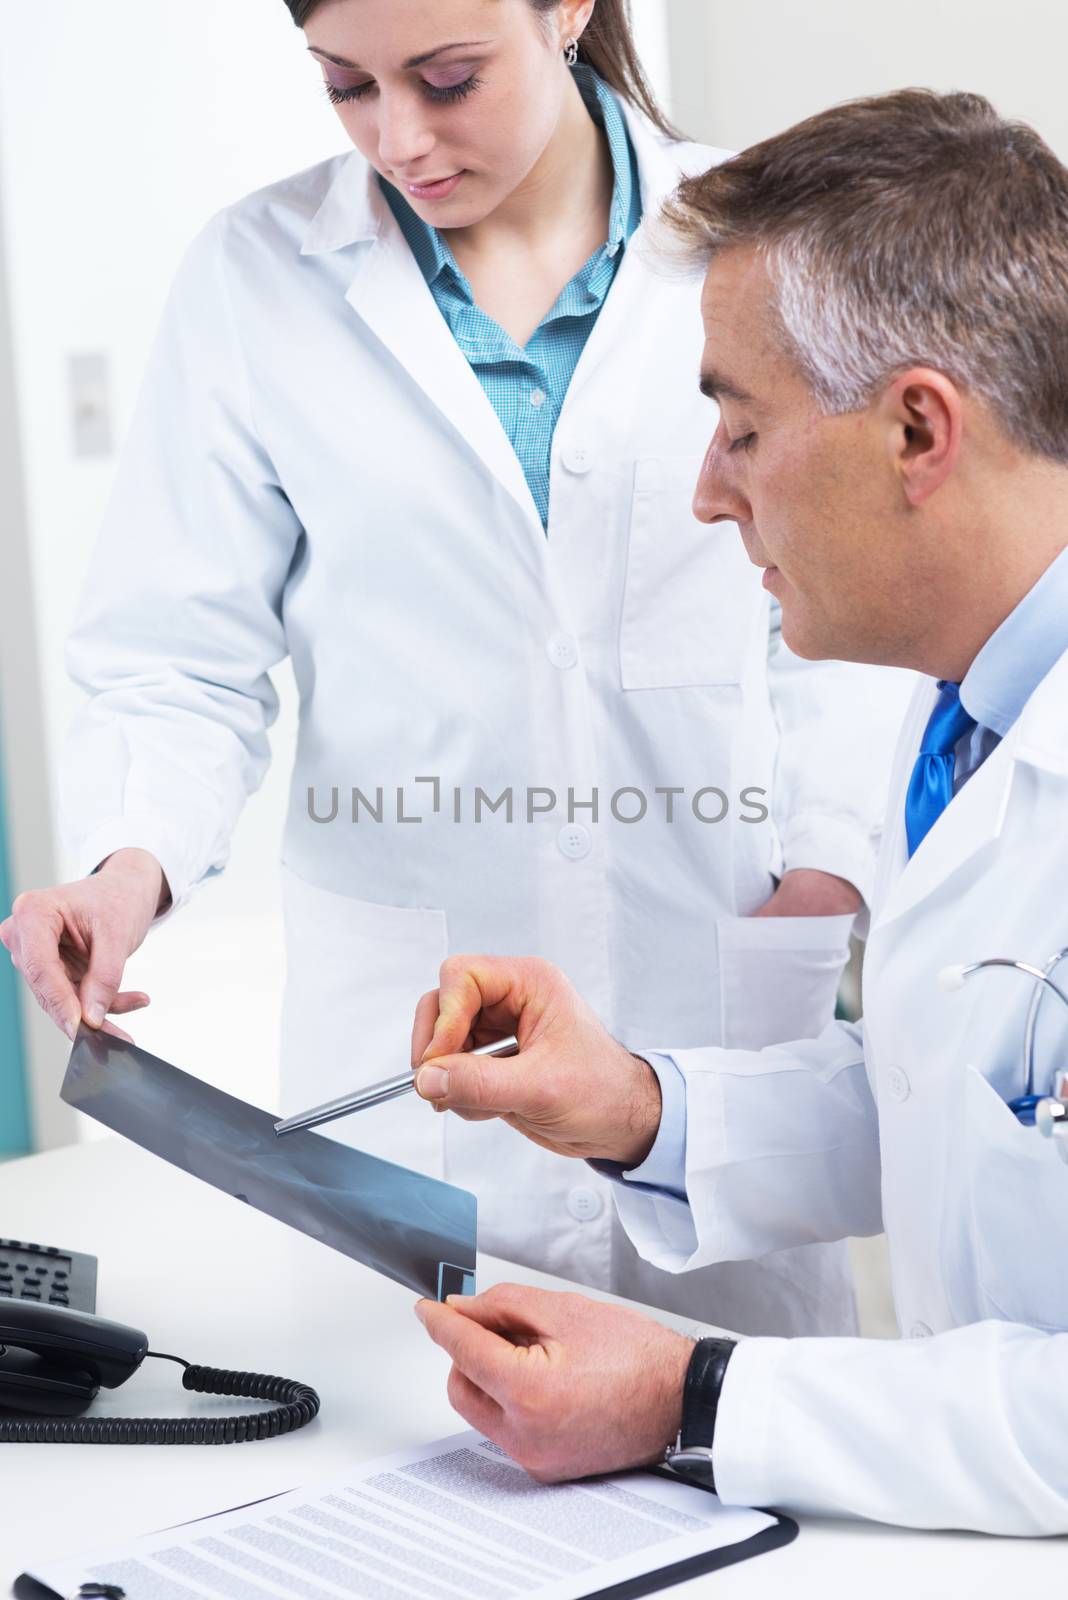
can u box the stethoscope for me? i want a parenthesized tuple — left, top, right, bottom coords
(939, 948, 1068, 1160)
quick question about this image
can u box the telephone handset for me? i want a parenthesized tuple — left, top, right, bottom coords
(0, 1300, 146, 1417)
(0, 1293, 320, 1443)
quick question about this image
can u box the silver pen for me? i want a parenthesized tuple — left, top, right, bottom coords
(273, 1034, 520, 1137)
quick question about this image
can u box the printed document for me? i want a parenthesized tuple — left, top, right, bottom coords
(25, 1430, 781, 1599)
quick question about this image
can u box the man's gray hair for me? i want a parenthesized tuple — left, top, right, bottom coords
(663, 90, 1068, 463)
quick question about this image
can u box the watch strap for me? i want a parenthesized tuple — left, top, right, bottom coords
(680, 1336, 737, 1453)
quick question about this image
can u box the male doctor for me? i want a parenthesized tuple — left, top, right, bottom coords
(410, 88, 1068, 1533)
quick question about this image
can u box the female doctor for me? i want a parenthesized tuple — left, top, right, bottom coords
(1, 0, 909, 1335)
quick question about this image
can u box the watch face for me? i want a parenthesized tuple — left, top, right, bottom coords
(665, 1447, 718, 1486)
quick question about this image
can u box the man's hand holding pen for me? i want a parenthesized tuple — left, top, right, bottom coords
(410, 955, 663, 1166)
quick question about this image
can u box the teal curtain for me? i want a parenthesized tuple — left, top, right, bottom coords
(0, 737, 30, 1154)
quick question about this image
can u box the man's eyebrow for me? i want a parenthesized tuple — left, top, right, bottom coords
(308, 41, 491, 71)
(699, 368, 755, 405)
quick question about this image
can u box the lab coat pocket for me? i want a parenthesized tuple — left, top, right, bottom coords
(962, 1064, 1068, 1330)
(620, 457, 762, 690)
(278, 863, 448, 1178)
(715, 913, 855, 1050)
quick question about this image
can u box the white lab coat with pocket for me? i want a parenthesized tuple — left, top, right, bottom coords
(60, 99, 913, 1335)
(612, 653, 1068, 1531)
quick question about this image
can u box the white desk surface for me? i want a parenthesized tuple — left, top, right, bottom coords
(0, 1139, 1061, 1596)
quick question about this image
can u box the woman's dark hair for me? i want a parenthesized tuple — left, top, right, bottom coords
(283, 0, 676, 137)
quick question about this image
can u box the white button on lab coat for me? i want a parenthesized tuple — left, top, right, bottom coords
(886, 1066, 911, 1102)
(546, 633, 579, 671)
(60, 99, 913, 1337)
(567, 1187, 604, 1223)
(612, 652, 1068, 1531)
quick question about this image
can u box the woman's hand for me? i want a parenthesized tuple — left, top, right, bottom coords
(0, 848, 169, 1042)
(410, 954, 662, 1166)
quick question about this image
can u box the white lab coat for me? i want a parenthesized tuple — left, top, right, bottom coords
(613, 652, 1068, 1532)
(60, 100, 913, 1335)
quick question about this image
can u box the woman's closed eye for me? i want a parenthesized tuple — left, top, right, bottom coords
(422, 61, 484, 101)
(323, 66, 484, 107)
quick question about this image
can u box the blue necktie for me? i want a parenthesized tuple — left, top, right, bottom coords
(904, 682, 977, 858)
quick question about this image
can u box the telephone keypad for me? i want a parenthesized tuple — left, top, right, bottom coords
(0, 1239, 97, 1312)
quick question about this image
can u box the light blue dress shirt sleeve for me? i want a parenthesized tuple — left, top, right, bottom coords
(588, 1051, 688, 1201)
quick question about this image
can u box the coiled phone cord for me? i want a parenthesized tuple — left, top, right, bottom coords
(0, 1350, 320, 1443)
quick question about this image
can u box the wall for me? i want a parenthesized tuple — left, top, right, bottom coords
(0, 742, 30, 1154)
(667, 0, 1068, 158)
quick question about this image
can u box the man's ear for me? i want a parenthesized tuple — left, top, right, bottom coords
(878, 368, 963, 507)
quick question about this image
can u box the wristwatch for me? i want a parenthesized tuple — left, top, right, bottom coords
(663, 1336, 737, 1490)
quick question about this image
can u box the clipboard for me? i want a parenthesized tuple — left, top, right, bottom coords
(14, 1485, 797, 1600)
(15, 1511, 797, 1600)
(582, 1507, 798, 1599)
(16, 1416, 799, 1600)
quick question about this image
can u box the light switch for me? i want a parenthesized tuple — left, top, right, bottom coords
(68, 351, 114, 458)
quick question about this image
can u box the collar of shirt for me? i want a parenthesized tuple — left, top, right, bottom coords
(959, 542, 1068, 738)
(380, 63, 641, 337)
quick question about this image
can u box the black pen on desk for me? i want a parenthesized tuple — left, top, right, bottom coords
(273, 1034, 520, 1137)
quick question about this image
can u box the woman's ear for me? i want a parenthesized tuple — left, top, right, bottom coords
(556, 0, 598, 51)
(878, 367, 963, 507)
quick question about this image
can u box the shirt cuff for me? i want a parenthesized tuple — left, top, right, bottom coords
(588, 1051, 688, 1201)
(74, 821, 211, 928)
(707, 1335, 789, 1510)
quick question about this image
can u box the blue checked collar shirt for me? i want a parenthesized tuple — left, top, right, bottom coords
(381, 65, 643, 529)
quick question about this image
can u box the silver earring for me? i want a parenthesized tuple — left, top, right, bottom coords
(564, 37, 579, 67)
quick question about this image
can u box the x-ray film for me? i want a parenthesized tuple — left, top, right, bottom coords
(62, 1027, 476, 1300)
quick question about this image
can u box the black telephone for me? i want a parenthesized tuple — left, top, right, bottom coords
(0, 1238, 320, 1444)
(0, 1300, 147, 1418)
